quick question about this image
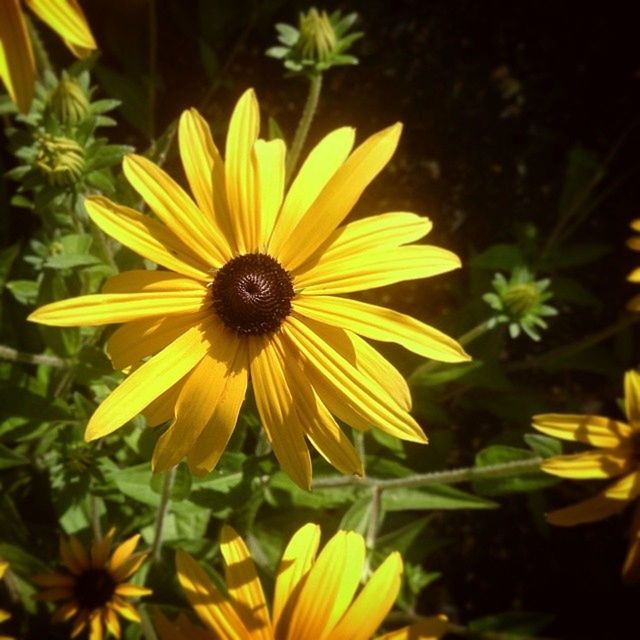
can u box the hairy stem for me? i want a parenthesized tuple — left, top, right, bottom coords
(0, 345, 68, 368)
(151, 466, 176, 563)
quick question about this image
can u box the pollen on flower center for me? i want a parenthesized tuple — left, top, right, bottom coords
(211, 253, 294, 336)
(74, 568, 116, 611)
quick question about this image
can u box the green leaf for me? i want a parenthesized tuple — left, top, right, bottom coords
(382, 485, 498, 511)
(469, 611, 554, 638)
(539, 243, 609, 270)
(44, 253, 101, 269)
(150, 464, 192, 502)
(6, 279, 39, 305)
(0, 243, 19, 291)
(524, 433, 562, 457)
(0, 443, 29, 469)
(339, 495, 372, 534)
(470, 244, 524, 270)
(409, 361, 482, 387)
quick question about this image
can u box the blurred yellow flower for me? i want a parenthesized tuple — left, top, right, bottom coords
(33, 529, 151, 639)
(627, 219, 640, 311)
(0, 0, 96, 113)
(29, 89, 469, 488)
(533, 370, 640, 580)
(0, 560, 14, 640)
(154, 523, 448, 640)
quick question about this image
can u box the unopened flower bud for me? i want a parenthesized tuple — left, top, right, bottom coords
(35, 134, 85, 187)
(48, 76, 90, 125)
(298, 8, 337, 62)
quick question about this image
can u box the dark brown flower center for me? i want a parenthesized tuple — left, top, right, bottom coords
(73, 568, 116, 611)
(211, 253, 294, 335)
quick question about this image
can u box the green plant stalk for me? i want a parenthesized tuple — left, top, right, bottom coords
(151, 466, 176, 563)
(313, 456, 543, 489)
(0, 344, 68, 368)
(90, 494, 102, 541)
(285, 73, 323, 184)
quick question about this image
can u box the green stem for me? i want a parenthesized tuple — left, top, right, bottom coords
(151, 466, 176, 563)
(0, 345, 68, 368)
(285, 73, 323, 184)
(140, 606, 160, 640)
(366, 486, 381, 549)
(90, 494, 102, 541)
(312, 457, 543, 490)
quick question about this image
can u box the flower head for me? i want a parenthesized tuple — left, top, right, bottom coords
(0, 0, 96, 113)
(155, 523, 448, 640)
(533, 370, 640, 580)
(33, 529, 151, 638)
(29, 89, 469, 489)
(627, 218, 640, 311)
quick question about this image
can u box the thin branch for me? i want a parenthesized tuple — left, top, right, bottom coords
(0, 345, 69, 368)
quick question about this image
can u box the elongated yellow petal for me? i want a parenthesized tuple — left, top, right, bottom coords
(219, 526, 272, 639)
(547, 492, 627, 526)
(255, 138, 286, 248)
(59, 537, 83, 574)
(273, 523, 321, 633)
(287, 531, 365, 640)
(249, 334, 312, 490)
(284, 317, 427, 444)
(123, 154, 231, 265)
(102, 270, 207, 294)
(32, 573, 75, 588)
(141, 378, 184, 427)
(628, 267, 640, 283)
(86, 196, 212, 282)
(330, 552, 403, 640)
(107, 312, 207, 370)
(103, 607, 121, 639)
(541, 450, 632, 479)
(294, 245, 460, 294)
(0, 0, 36, 113)
(108, 535, 141, 575)
(152, 324, 243, 472)
(376, 615, 449, 640)
(293, 296, 469, 364)
(29, 289, 207, 327)
(187, 343, 249, 474)
(296, 212, 432, 273)
(85, 322, 211, 441)
(115, 583, 153, 597)
(605, 471, 640, 501)
(225, 89, 260, 253)
(91, 529, 115, 568)
(269, 127, 355, 257)
(625, 370, 640, 424)
(26, 0, 96, 55)
(532, 414, 632, 448)
(176, 550, 250, 640)
(109, 596, 141, 622)
(278, 124, 402, 271)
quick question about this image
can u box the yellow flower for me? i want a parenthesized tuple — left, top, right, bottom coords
(29, 89, 470, 489)
(0, 0, 96, 113)
(155, 523, 449, 640)
(0, 560, 14, 640)
(627, 218, 640, 311)
(533, 370, 640, 580)
(33, 529, 152, 639)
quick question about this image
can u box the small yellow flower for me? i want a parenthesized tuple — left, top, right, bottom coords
(155, 523, 448, 640)
(29, 89, 469, 489)
(0, 0, 96, 113)
(33, 529, 152, 639)
(0, 561, 14, 640)
(627, 219, 640, 311)
(533, 370, 640, 580)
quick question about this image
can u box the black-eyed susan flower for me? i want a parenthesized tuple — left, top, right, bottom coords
(29, 89, 469, 489)
(155, 523, 448, 640)
(33, 530, 151, 639)
(0, 0, 96, 113)
(533, 370, 640, 580)
(0, 561, 13, 640)
(627, 219, 640, 312)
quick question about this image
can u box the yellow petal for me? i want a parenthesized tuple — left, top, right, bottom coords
(296, 212, 433, 272)
(86, 196, 212, 282)
(547, 492, 627, 526)
(141, 378, 183, 427)
(176, 550, 250, 640)
(284, 317, 427, 443)
(108, 534, 141, 575)
(88, 611, 103, 640)
(628, 294, 640, 312)
(103, 606, 121, 639)
(249, 334, 312, 490)
(273, 523, 321, 633)
(34, 586, 74, 601)
(109, 596, 141, 622)
(187, 343, 249, 474)
(27, 0, 96, 54)
(85, 322, 211, 441)
(376, 615, 449, 640)
(0, 0, 36, 113)
(605, 471, 640, 501)
(269, 127, 355, 257)
(622, 503, 640, 582)
(625, 370, 640, 424)
(28, 288, 207, 327)
(102, 270, 207, 294)
(32, 572, 75, 587)
(294, 244, 460, 294)
(287, 530, 365, 640)
(628, 237, 640, 251)
(254, 138, 286, 248)
(330, 552, 403, 640)
(541, 449, 632, 479)
(293, 296, 469, 364)
(90, 529, 115, 568)
(114, 583, 153, 597)
(152, 324, 244, 472)
(219, 526, 272, 639)
(106, 312, 208, 370)
(51, 601, 80, 623)
(532, 413, 632, 448)
(59, 536, 83, 574)
(278, 124, 402, 271)
(123, 154, 231, 265)
(627, 267, 640, 283)
(631, 219, 640, 232)
(225, 88, 260, 253)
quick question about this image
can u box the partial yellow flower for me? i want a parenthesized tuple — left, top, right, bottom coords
(0, 560, 14, 640)
(627, 218, 640, 311)
(533, 370, 640, 580)
(0, 0, 96, 113)
(29, 89, 470, 489)
(155, 523, 448, 640)
(33, 529, 151, 639)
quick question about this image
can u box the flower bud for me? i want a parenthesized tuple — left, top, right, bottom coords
(298, 8, 337, 62)
(48, 76, 90, 125)
(35, 134, 85, 187)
